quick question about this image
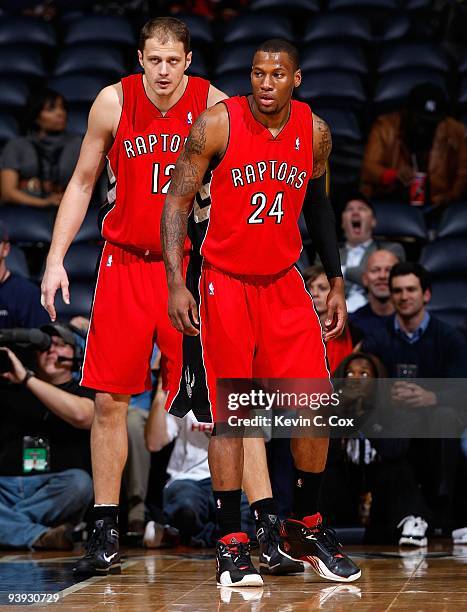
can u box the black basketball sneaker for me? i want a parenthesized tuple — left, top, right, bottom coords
(216, 532, 263, 587)
(256, 514, 304, 575)
(73, 518, 121, 576)
(279, 513, 361, 582)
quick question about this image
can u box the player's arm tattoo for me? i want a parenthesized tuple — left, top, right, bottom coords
(312, 116, 332, 179)
(162, 114, 208, 284)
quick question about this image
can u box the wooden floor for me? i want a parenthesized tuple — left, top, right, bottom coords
(1, 542, 466, 610)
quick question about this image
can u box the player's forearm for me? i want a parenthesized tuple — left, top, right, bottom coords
(47, 180, 92, 264)
(145, 386, 171, 452)
(161, 197, 191, 287)
(26, 376, 94, 429)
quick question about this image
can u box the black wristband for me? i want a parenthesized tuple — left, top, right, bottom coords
(21, 370, 35, 386)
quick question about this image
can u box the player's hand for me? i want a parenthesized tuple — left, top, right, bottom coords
(0, 347, 27, 384)
(323, 277, 347, 342)
(41, 261, 70, 322)
(391, 381, 436, 407)
(397, 166, 413, 186)
(168, 283, 199, 336)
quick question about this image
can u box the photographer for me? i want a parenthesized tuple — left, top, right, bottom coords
(0, 323, 94, 550)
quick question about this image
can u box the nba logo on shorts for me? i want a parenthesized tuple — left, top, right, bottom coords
(187, 111, 193, 124)
(106, 255, 113, 267)
(208, 282, 215, 295)
(295, 137, 300, 150)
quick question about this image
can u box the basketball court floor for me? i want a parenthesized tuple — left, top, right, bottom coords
(0, 542, 466, 610)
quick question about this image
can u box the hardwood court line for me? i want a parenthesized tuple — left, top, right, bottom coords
(385, 556, 426, 611)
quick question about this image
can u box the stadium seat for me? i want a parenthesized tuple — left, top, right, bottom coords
(0, 47, 46, 78)
(186, 55, 209, 79)
(302, 14, 372, 44)
(74, 207, 102, 243)
(64, 15, 136, 47)
(327, 0, 398, 9)
(426, 308, 467, 330)
(428, 279, 467, 312)
(215, 45, 256, 77)
(377, 43, 449, 75)
(459, 76, 467, 109)
(222, 15, 293, 45)
(0, 79, 29, 111)
(459, 57, 467, 75)
(301, 44, 367, 75)
(0, 16, 56, 47)
(54, 47, 126, 78)
(7, 245, 29, 278)
(297, 72, 366, 109)
(372, 201, 427, 242)
(420, 238, 467, 278)
(48, 75, 111, 107)
(62, 243, 101, 281)
(0, 114, 18, 144)
(55, 281, 94, 319)
(315, 109, 362, 142)
(250, 0, 320, 13)
(0, 206, 54, 244)
(406, 0, 431, 9)
(374, 14, 411, 42)
(177, 15, 213, 45)
(373, 71, 447, 111)
(214, 72, 251, 97)
(67, 109, 88, 136)
(437, 202, 467, 239)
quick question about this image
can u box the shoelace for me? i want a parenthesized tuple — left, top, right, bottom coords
(261, 519, 281, 550)
(227, 542, 252, 571)
(85, 526, 108, 556)
(314, 525, 342, 557)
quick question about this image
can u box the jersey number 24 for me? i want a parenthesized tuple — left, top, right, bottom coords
(248, 192, 284, 224)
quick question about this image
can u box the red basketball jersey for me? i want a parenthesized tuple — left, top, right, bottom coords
(198, 96, 313, 275)
(103, 74, 210, 253)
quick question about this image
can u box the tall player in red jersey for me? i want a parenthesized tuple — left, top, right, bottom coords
(162, 39, 362, 586)
(40, 18, 226, 576)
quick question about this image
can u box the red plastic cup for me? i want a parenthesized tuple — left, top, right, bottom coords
(409, 172, 427, 206)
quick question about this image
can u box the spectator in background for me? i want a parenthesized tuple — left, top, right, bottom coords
(339, 194, 405, 313)
(361, 83, 467, 209)
(0, 89, 81, 208)
(0, 323, 94, 550)
(304, 264, 360, 373)
(350, 249, 400, 338)
(0, 222, 49, 329)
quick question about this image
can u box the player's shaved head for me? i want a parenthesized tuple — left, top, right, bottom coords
(254, 39, 300, 71)
(139, 17, 191, 54)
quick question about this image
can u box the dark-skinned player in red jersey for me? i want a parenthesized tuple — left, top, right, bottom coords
(161, 39, 362, 587)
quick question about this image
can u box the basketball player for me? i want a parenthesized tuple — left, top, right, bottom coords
(162, 39, 362, 586)
(40, 17, 227, 576)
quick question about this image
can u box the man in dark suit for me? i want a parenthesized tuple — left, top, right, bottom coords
(340, 193, 405, 312)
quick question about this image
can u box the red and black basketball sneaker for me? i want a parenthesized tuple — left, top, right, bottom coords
(256, 514, 304, 575)
(279, 513, 361, 582)
(216, 532, 263, 587)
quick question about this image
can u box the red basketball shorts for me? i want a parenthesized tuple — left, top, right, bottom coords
(167, 260, 330, 423)
(81, 242, 184, 396)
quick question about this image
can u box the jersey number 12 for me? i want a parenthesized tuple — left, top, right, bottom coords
(152, 163, 175, 195)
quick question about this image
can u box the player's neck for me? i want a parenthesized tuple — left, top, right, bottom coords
(248, 96, 291, 134)
(142, 73, 189, 114)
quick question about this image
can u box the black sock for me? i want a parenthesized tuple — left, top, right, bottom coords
(250, 497, 278, 527)
(93, 504, 119, 523)
(293, 469, 323, 519)
(213, 490, 242, 538)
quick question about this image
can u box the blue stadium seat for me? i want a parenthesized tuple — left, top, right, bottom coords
(372, 201, 427, 242)
(420, 238, 467, 278)
(223, 15, 293, 45)
(250, 0, 320, 12)
(67, 109, 88, 136)
(301, 44, 367, 75)
(0, 79, 29, 111)
(63, 243, 100, 281)
(374, 14, 411, 43)
(373, 72, 447, 111)
(316, 109, 362, 142)
(0, 115, 18, 144)
(187, 55, 209, 79)
(328, 0, 397, 9)
(406, 0, 431, 9)
(297, 72, 366, 109)
(214, 72, 251, 97)
(459, 76, 467, 109)
(437, 202, 467, 239)
(64, 16, 136, 47)
(7, 244, 29, 278)
(0, 16, 56, 47)
(0, 206, 54, 244)
(0, 47, 46, 78)
(428, 280, 467, 312)
(459, 57, 467, 75)
(377, 43, 449, 75)
(215, 45, 256, 76)
(177, 15, 214, 45)
(74, 207, 101, 243)
(54, 47, 126, 78)
(303, 14, 372, 44)
(55, 281, 94, 319)
(426, 308, 467, 330)
(48, 75, 111, 107)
